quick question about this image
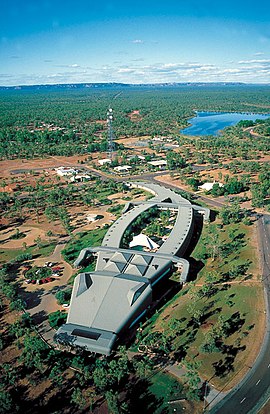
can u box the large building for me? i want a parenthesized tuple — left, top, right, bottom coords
(55, 182, 209, 356)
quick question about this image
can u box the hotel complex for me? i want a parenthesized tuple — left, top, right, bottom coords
(55, 182, 209, 355)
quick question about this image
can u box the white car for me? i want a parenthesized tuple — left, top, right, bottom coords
(62, 304, 70, 309)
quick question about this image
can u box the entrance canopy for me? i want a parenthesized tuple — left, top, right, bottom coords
(129, 233, 159, 250)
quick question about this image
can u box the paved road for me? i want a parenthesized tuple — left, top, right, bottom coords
(208, 214, 270, 414)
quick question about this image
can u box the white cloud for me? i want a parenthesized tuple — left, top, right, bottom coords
(2, 58, 270, 86)
(55, 63, 82, 68)
(131, 39, 144, 44)
(118, 68, 136, 73)
(238, 59, 270, 64)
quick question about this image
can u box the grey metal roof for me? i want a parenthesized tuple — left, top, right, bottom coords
(55, 323, 117, 356)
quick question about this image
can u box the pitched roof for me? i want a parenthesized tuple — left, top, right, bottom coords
(104, 261, 126, 273)
(110, 251, 132, 263)
(125, 263, 147, 276)
(131, 254, 152, 265)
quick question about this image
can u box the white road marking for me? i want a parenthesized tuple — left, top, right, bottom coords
(240, 398, 246, 404)
(256, 380, 261, 386)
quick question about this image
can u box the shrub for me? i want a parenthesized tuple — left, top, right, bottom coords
(48, 311, 67, 329)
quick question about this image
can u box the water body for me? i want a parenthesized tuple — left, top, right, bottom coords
(180, 111, 270, 136)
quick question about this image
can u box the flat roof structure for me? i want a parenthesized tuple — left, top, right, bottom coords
(55, 182, 209, 355)
(148, 160, 167, 167)
(199, 182, 223, 191)
(98, 158, 112, 165)
(55, 166, 77, 176)
(114, 165, 132, 172)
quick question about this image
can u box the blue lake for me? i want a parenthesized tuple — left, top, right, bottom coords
(180, 111, 270, 137)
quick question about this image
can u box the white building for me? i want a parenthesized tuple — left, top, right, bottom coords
(148, 160, 167, 168)
(55, 167, 77, 177)
(114, 165, 132, 173)
(198, 182, 223, 191)
(127, 155, 145, 161)
(98, 158, 112, 166)
(70, 174, 91, 182)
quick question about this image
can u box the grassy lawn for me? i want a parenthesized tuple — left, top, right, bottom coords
(148, 371, 202, 414)
(192, 222, 259, 281)
(140, 218, 265, 391)
(149, 371, 184, 406)
(0, 242, 57, 264)
(62, 227, 107, 263)
(156, 284, 264, 388)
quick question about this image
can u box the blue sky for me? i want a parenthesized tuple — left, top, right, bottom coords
(1, 0, 270, 85)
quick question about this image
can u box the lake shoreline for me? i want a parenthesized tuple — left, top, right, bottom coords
(180, 111, 270, 137)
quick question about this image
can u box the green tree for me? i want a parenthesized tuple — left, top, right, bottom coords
(133, 356, 154, 378)
(0, 391, 18, 414)
(48, 310, 67, 329)
(93, 361, 113, 392)
(55, 288, 72, 305)
(183, 361, 202, 401)
(20, 332, 48, 372)
(105, 390, 120, 414)
(71, 388, 86, 410)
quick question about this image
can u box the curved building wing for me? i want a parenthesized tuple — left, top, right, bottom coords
(55, 182, 209, 355)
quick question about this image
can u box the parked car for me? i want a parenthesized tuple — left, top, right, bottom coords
(52, 266, 62, 272)
(44, 261, 53, 267)
(62, 304, 70, 309)
(45, 277, 53, 282)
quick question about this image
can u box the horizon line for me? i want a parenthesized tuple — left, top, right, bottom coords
(1, 81, 270, 89)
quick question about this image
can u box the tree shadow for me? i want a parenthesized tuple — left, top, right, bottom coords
(173, 346, 187, 362)
(187, 257, 205, 282)
(224, 312, 245, 336)
(218, 283, 231, 292)
(19, 287, 45, 310)
(184, 213, 203, 257)
(201, 306, 222, 324)
(213, 343, 246, 378)
(31, 310, 47, 325)
(209, 209, 218, 223)
(23, 377, 78, 414)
